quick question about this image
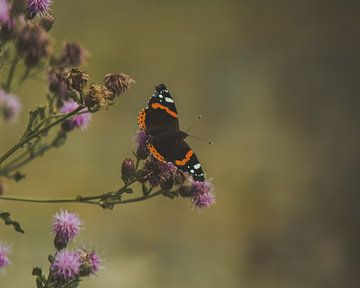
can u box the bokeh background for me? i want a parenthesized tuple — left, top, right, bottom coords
(1, 0, 360, 287)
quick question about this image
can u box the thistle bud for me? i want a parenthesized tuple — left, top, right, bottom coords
(40, 14, 55, 31)
(121, 158, 136, 184)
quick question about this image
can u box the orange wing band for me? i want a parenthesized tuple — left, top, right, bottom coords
(147, 143, 166, 162)
(137, 109, 146, 130)
(151, 103, 178, 118)
(175, 150, 193, 166)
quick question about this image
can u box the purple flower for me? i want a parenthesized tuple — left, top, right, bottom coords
(139, 156, 186, 189)
(135, 130, 149, 159)
(0, 241, 11, 273)
(26, 0, 52, 19)
(0, 89, 21, 123)
(76, 249, 101, 277)
(60, 100, 91, 131)
(0, 0, 10, 24)
(191, 180, 216, 209)
(51, 250, 81, 281)
(52, 210, 82, 249)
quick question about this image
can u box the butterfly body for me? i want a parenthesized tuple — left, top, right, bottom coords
(138, 84, 205, 181)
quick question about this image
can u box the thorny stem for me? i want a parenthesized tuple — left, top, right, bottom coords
(0, 106, 82, 166)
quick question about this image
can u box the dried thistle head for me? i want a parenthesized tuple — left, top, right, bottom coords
(63, 68, 89, 92)
(104, 73, 135, 98)
(59, 41, 88, 67)
(16, 23, 52, 68)
(85, 84, 113, 110)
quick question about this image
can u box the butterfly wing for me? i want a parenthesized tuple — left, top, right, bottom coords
(174, 140, 205, 182)
(137, 83, 179, 134)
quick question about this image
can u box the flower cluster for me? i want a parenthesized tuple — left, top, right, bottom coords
(31, 210, 101, 286)
(131, 130, 216, 209)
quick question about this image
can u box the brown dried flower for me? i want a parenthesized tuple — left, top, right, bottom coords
(104, 73, 135, 98)
(63, 68, 89, 92)
(59, 42, 88, 67)
(85, 84, 113, 110)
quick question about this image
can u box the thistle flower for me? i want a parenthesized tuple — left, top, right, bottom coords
(104, 73, 135, 97)
(51, 250, 81, 281)
(52, 210, 82, 250)
(0, 241, 11, 273)
(139, 156, 186, 188)
(191, 180, 216, 209)
(135, 130, 149, 159)
(76, 249, 101, 277)
(85, 84, 113, 110)
(16, 23, 52, 68)
(60, 100, 91, 131)
(121, 158, 136, 184)
(0, 0, 10, 24)
(63, 68, 89, 92)
(26, 0, 52, 19)
(39, 14, 55, 31)
(0, 89, 21, 123)
(59, 42, 88, 67)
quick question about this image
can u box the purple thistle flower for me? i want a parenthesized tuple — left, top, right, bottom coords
(51, 250, 81, 281)
(26, 0, 52, 19)
(76, 249, 101, 277)
(0, 241, 11, 273)
(52, 210, 82, 249)
(135, 130, 149, 159)
(60, 100, 91, 131)
(0, 89, 21, 123)
(0, 0, 10, 24)
(191, 180, 216, 209)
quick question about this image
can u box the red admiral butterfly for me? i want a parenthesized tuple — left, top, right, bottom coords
(137, 83, 205, 182)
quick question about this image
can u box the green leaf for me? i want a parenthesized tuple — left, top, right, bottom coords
(0, 211, 25, 233)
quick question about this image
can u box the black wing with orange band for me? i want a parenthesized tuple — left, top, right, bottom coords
(137, 83, 179, 133)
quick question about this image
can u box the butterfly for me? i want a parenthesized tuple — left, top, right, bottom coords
(137, 83, 205, 182)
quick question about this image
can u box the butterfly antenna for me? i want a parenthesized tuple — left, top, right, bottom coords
(186, 115, 202, 133)
(187, 134, 213, 145)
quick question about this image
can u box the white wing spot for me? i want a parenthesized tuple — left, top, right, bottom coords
(194, 163, 201, 169)
(190, 169, 195, 173)
(165, 97, 174, 103)
(158, 94, 163, 98)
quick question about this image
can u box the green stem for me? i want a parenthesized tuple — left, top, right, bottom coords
(0, 106, 82, 166)
(4, 56, 18, 91)
(2, 145, 50, 174)
(0, 188, 163, 206)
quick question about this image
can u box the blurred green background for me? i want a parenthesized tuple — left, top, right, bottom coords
(1, 0, 360, 287)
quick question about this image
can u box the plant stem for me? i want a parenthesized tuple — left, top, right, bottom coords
(0, 106, 82, 166)
(4, 56, 18, 91)
(0, 188, 164, 206)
